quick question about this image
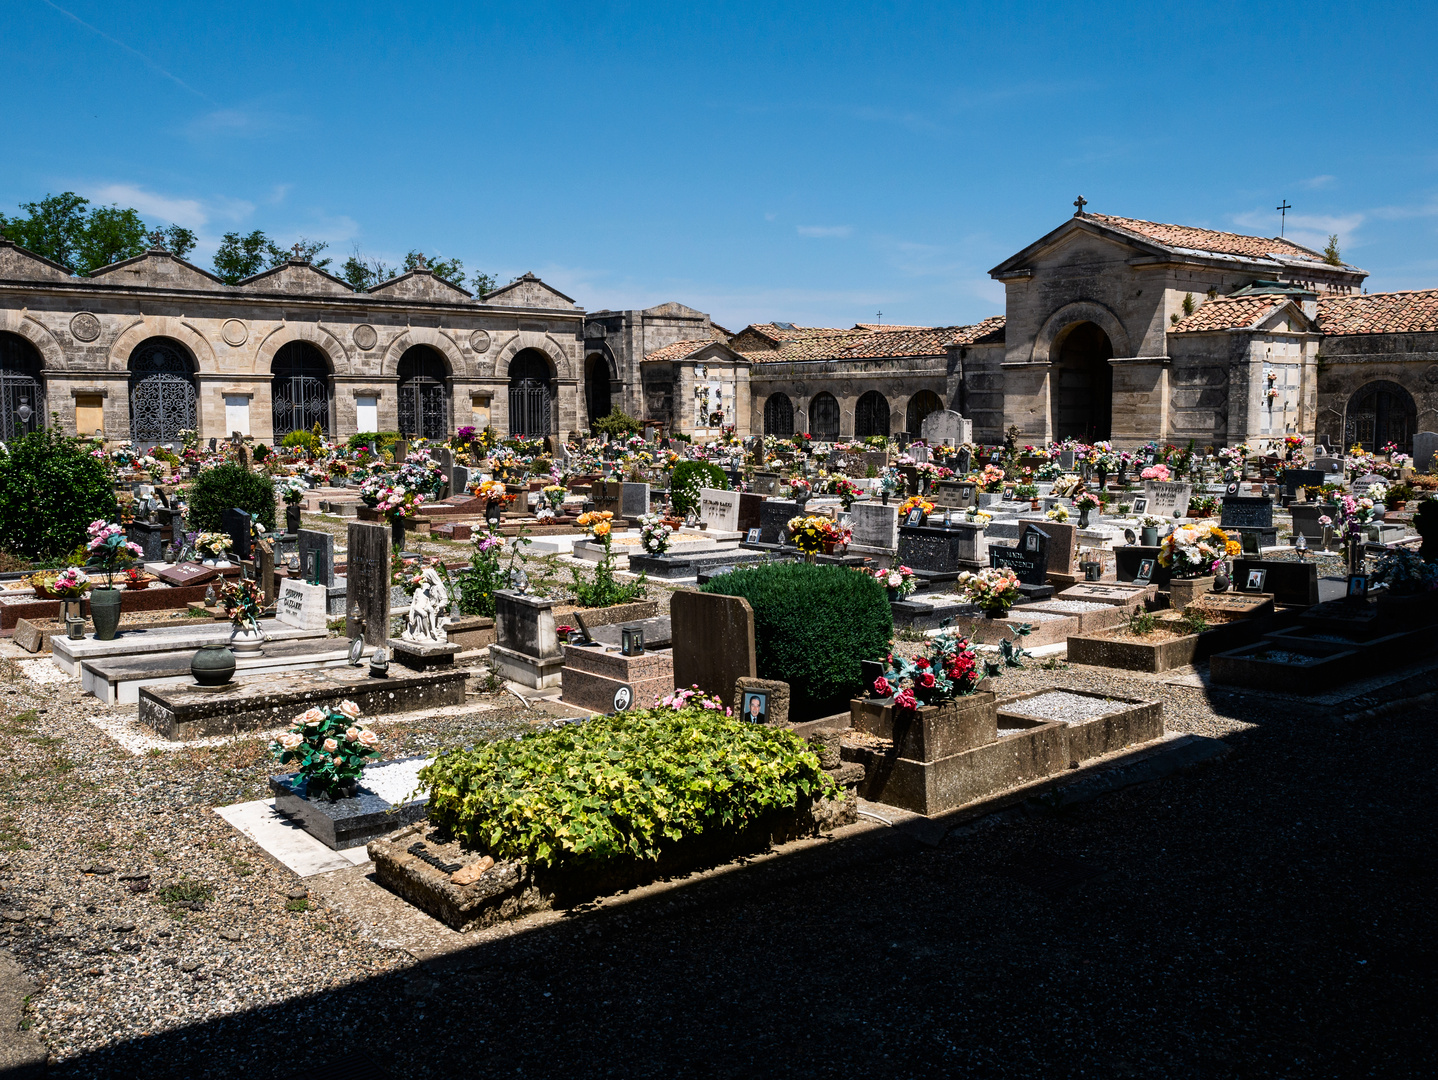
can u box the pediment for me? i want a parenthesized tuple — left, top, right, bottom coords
(480, 272, 579, 310)
(642, 301, 708, 319)
(88, 251, 227, 290)
(1255, 300, 1314, 333)
(0, 241, 73, 283)
(368, 269, 472, 301)
(990, 217, 1162, 277)
(239, 260, 355, 296)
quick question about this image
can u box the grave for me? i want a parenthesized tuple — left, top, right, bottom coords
(1232, 558, 1320, 607)
(592, 480, 622, 515)
(1280, 469, 1326, 505)
(297, 529, 336, 587)
(848, 501, 899, 558)
(932, 481, 977, 510)
(627, 550, 771, 579)
(919, 409, 972, 446)
(1142, 481, 1192, 520)
(621, 482, 650, 519)
(345, 522, 391, 646)
(1414, 431, 1438, 474)
(699, 488, 740, 532)
(276, 579, 328, 630)
(155, 562, 219, 588)
(1114, 545, 1170, 587)
(750, 472, 780, 496)
(222, 508, 252, 561)
(897, 523, 983, 580)
(1057, 581, 1157, 607)
(560, 643, 675, 714)
(269, 756, 430, 851)
(670, 591, 756, 697)
(737, 492, 764, 534)
(755, 499, 801, 545)
(489, 590, 565, 689)
(51, 619, 328, 677)
(1350, 473, 1385, 500)
(1019, 520, 1078, 587)
(1219, 495, 1277, 548)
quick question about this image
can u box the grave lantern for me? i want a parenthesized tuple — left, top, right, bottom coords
(620, 624, 645, 656)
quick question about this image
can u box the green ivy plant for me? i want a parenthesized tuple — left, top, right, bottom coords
(417, 709, 838, 868)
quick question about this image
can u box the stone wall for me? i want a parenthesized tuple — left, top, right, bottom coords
(1315, 331, 1438, 447)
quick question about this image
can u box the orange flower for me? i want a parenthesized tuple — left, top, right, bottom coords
(592, 521, 611, 537)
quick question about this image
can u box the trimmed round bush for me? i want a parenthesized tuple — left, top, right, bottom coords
(0, 427, 117, 559)
(670, 461, 728, 517)
(185, 464, 277, 533)
(702, 561, 893, 719)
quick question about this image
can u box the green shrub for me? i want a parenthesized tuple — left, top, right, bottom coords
(418, 709, 836, 867)
(0, 427, 117, 559)
(252, 443, 270, 463)
(670, 461, 727, 516)
(702, 562, 893, 718)
(185, 464, 277, 533)
(281, 430, 320, 455)
(591, 407, 642, 438)
(348, 431, 402, 456)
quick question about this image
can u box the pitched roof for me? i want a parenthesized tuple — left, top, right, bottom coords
(735, 318, 1004, 363)
(641, 339, 719, 363)
(948, 315, 1007, 346)
(1086, 214, 1325, 262)
(1169, 296, 1290, 333)
(851, 322, 932, 331)
(1316, 289, 1438, 335)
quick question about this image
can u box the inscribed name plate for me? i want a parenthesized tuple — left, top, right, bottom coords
(1142, 481, 1192, 519)
(848, 501, 898, 550)
(698, 488, 740, 532)
(1219, 496, 1273, 530)
(276, 579, 329, 630)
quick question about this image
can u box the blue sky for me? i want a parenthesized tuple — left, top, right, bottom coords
(4, 1, 1437, 330)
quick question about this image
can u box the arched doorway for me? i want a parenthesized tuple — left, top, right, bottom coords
(271, 341, 331, 440)
(764, 393, 794, 436)
(809, 392, 840, 440)
(855, 391, 890, 437)
(1345, 380, 1417, 452)
(0, 332, 45, 442)
(397, 345, 450, 439)
(508, 349, 552, 437)
(584, 354, 612, 425)
(128, 338, 197, 445)
(905, 390, 943, 436)
(1051, 322, 1113, 441)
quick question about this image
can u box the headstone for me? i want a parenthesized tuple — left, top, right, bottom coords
(849, 502, 899, 551)
(1019, 520, 1077, 578)
(436, 446, 454, 493)
(1142, 481, 1192, 519)
(1219, 496, 1274, 530)
(933, 480, 977, 510)
(910, 444, 929, 464)
(452, 464, 472, 495)
(1351, 473, 1384, 500)
(737, 492, 764, 534)
(275, 579, 328, 630)
(1312, 455, 1343, 477)
(757, 499, 800, 545)
(491, 591, 565, 688)
(751, 472, 780, 497)
(592, 480, 622, 515)
(621, 482, 650, 519)
(1280, 469, 1326, 502)
(1232, 558, 1319, 607)
(1414, 431, 1438, 473)
(919, 409, 971, 447)
(297, 529, 336, 588)
(1059, 450, 1076, 471)
(345, 522, 391, 646)
(221, 508, 252, 561)
(671, 591, 756, 698)
(896, 524, 981, 574)
(699, 488, 740, 532)
(255, 541, 277, 607)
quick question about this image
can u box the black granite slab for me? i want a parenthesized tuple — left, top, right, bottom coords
(588, 615, 672, 650)
(269, 755, 429, 850)
(628, 550, 772, 579)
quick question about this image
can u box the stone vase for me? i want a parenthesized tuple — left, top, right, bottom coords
(1079, 508, 1092, 529)
(1141, 526, 1159, 547)
(191, 644, 236, 686)
(1169, 575, 1217, 609)
(230, 626, 264, 656)
(89, 587, 123, 641)
(486, 502, 502, 525)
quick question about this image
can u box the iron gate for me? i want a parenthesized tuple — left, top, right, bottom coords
(397, 347, 450, 439)
(0, 371, 43, 442)
(128, 341, 196, 444)
(508, 379, 550, 437)
(271, 343, 330, 438)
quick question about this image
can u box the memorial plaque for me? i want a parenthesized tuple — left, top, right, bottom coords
(758, 499, 800, 545)
(751, 472, 780, 497)
(155, 562, 218, 588)
(737, 492, 764, 533)
(1350, 473, 1384, 500)
(221, 508, 252, 561)
(345, 522, 391, 646)
(699, 488, 740, 532)
(1280, 469, 1325, 501)
(849, 502, 899, 551)
(297, 529, 336, 588)
(1220, 496, 1273, 530)
(897, 525, 980, 573)
(1019, 520, 1076, 577)
(989, 544, 1046, 587)
(276, 579, 328, 630)
(621, 482, 650, 519)
(1142, 481, 1192, 519)
(592, 480, 622, 515)
(933, 480, 977, 509)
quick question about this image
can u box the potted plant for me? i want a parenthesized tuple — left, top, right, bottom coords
(870, 564, 916, 601)
(278, 478, 306, 534)
(220, 577, 267, 655)
(85, 521, 145, 641)
(1158, 523, 1240, 607)
(268, 701, 382, 802)
(120, 567, 153, 591)
(195, 532, 233, 567)
(1073, 491, 1101, 529)
(1139, 515, 1163, 547)
(956, 565, 1022, 617)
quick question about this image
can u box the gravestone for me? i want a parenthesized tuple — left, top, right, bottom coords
(275, 579, 328, 630)
(1280, 469, 1326, 503)
(933, 480, 977, 510)
(1351, 473, 1384, 500)
(1059, 450, 1076, 471)
(254, 541, 277, 607)
(491, 590, 565, 689)
(345, 522, 391, 646)
(297, 529, 336, 588)
(1312, 455, 1344, 477)
(919, 409, 971, 447)
(989, 536, 1047, 587)
(737, 492, 764, 534)
(1220, 496, 1273, 530)
(452, 465, 472, 495)
(1019, 520, 1077, 580)
(621, 482, 650, 519)
(436, 446, 454, 494)
(221, 508, 252, 561)
(1142, 481, 1192, 519)
(751, 472, 780, 496)
(699, 488, 740, 532)
(592, 480, 622, 515)
(896, 524, 981, 575)
(1290, 503, 1338, 542)
(671, 591, 756, 698)
(757, 499, 800, 545)
(849, 502, 899, 552)
(910, 445, 930, 464)
(1414, 431, 1438, 473)
(1232, 558, 1319, 607)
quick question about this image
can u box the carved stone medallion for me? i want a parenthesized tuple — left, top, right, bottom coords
(1425, 364, 1438, 385)
(220, 319, 248, 346)
(469, 329, 491, 353)
(69, 312, 101, 342)
(353, 324, 378, 351)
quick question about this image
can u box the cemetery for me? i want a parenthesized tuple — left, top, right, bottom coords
(2, 417, 1437, 1069)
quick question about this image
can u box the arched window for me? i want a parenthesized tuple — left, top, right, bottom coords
(904, 390, 944, 437)
(809, 392, 840, 440)
(585, 354, 612, 425)
(508, 349, 552, 437)
(854, 391, 890, 437)
(1345, 380, 1417, 453)
(128, 338, 197, 445)
(0, 333, 45, 442)
(397, 345, 450, 439)
(271, 341, 330, 440)
(764, 393, 794, 436)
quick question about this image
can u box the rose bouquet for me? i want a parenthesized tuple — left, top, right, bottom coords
(269, 701, 382, 800)
(1073, 492, 1101, 512)
(1140, 464, 1171, 482)
(874, 626, 986, 712)
(86, 520, 145, 587)
(576, 510, 615, 549)
(1157, 523, 1238, 578)
(956, 566, 1022, 614)
(469, 478, 518, 507)
(195, 532, 233, 561)
(980, 463, 1006, 493)
(834, 477, 862, 510)
(788, 477, 813, 500)
(376, 485, 425, 520)
(868, 564, 917, 599)
(29, 567, 91, 599)
(639, 512, 674, 555)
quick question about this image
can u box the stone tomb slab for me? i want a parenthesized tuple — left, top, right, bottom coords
(154, 562, 218, 588)
(1186, 591, 1276, 622)
(51, 619, 328, 676)
(699, 488, 740, 532)
(670, 590, 756, 697)
(757, 500, 801, 545)
(345, 522, 391, 646)
(560, 643, 675, 714)
(276, 579, 329, 630)
(269, 755, 430, 850)
(1057, 582, 1157, 607)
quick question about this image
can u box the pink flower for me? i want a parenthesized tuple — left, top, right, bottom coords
(297, 707, 324, 728)
(358, 729, 380, 748)
(322, 738, 338, 752)
(872, 676, 892, 696)
(894, 689, 917, 710)
(344, 727, 360, 742)
(338, 700, 361, 721)
(278, 732, 303, 751)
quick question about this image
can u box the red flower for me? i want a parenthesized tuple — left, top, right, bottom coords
(894, 689, 917, 710)
(872, 676, 892, 696)
(914, 657, 930, 669)
(918, 672, 936, 689)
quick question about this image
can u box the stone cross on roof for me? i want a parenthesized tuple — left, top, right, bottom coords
(413, 252, 429, 270)
(292, 242, 305, 259)
(1073, 195, 1087, 217)
(147, 229, 167, 250)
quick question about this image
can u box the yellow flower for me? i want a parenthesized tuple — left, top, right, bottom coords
(593, 521, 611, 537)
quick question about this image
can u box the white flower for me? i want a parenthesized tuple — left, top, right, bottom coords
(344, 727, 360, 742)
(322, 738, 338, 752)
(338, 700, 361, 721)
(886, 572, 902, 587)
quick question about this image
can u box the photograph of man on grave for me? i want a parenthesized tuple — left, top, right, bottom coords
(745, 693, 767, 724)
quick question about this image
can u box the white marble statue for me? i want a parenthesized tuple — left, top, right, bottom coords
(403, 567, 453, 644)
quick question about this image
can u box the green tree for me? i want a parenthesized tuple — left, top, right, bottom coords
(0, 426, 118, 559)
(338, 246, 397, 291)
(74, 204, 148, 271)
(212, 231, 331, 284)
(472, 271, 499, 295)
(0, 192, 90, 269)
(1324, 235, 1342, 266)
(0, 192, 196, 274)
(405, 250, 467, 287)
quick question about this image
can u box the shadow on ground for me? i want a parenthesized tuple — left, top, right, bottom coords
(37, 689, 1438, 1079)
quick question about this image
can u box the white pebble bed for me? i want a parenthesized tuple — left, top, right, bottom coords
(362, 755, 434, 804)
(1007, 690, 1129, 723)
(1029, 600, 1108, 612)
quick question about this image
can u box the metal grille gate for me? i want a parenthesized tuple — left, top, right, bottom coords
(272, 343, 330, 438)
(397, 348, 450, 440)
(128, 341, 196, 445)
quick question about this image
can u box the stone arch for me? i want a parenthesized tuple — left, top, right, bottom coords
(381, 326, 465, 380)
(0, 312, 65, 371)
(109, 316, 216, 375)
(584, 352, 613, 422)
(490, 330, 573, 382)
(809, 391, 840, 440)
(254, 322, 347, 376)
(1344, 379, 1417, 453)
(855, 390, 890, 437)
(903, 390, 944, 436)
(0, 331, 47, 440)
(1031, 300, 1131, 365)
(764, 392, 794, 435)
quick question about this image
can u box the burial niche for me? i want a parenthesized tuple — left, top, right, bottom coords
(584, 353, 612, 425)
(1345, 379, 1416, 453)
(397, 345, 450, 440)
(855, 390, 890, 437)
(904, 389, 943, 436)
(764, 392, 794, 436)
(507, 349, 552, 437)
(809, 391, 840, 440)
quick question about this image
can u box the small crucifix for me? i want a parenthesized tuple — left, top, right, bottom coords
(1073, 195, 1087, 217)
(413, 252, 428, 270)
(147, 229, 166, 250)
(1277, 200, 1291, 236)
(875, 311, 882, 325)
(292, 242, 305, 259)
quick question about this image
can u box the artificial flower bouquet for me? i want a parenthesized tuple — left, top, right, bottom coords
(86, 520, 144, 587)
(786, 514, 846, 555)
(576, 510, 615, 547)
(980, 463, 1006, 493)
(541, 484, 568, 512)
(1045, 506, 1070, 523)
(1157, 523, 1238, 578)
(220, 577, 266, 636)
(834, 477, 862, 510)
(195, 532, 233, 560)
(277, 478, 307, 505)
(469, 478, 518, 507)
(788, 477, 813, 500)
(956, 566, 1022, 614)
(1073, 492, 1101, 512)
(639, 512, 674, 555)
(898, 495, 935, 520)
(269, 701, 381, 801)
(964, 506, 992, 524)
(29, 567, 91, 599)
(868, 564, 917, 598)
(376, 485, 426, 520)
(874, 626, 985, 712)
(1140, 464, 1171, 482)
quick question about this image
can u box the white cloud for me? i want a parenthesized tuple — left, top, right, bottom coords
(85, 184, 209, 228)
(1231, 208, 1363, 240)
(1300, 175, 1336, 190)
(796, 225, 853, 239)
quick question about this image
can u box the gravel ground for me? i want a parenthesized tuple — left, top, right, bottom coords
(3, 630, 1434, 1077)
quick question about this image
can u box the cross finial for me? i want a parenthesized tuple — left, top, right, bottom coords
(414, 252, 428, 270)
(292, 242, 304, 259)
(147, 229, 167, 250)
(1277, 200, 1292, 237)
(876, 311, 882, 325)
(1073, 195, 1087, 217)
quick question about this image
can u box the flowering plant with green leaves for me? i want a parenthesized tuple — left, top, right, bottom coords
(269, 701, 382, 799)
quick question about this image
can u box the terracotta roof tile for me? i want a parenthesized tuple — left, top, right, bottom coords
(851, 322, 932, 331)
(1169, 296, 1287, 333)
(1316, 289, 1438, 335)
(641, 339, 719, 363)
(738, 318, 1004, 363)
(1088, 214, 1325, 262)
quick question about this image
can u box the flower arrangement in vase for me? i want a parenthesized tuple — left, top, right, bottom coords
(786, 514, 841, 556)
(269, 701, 382, 801)
(869, 564, 917, 599)
(576, 510, 615, 550)
(1140, 463, 1171, 482)
(1157, 523, 1238, 578)
(956, 566, 1022, 615)
(220, 577, 267, 652)
(898, 495, 935, 521)
(834, 477, 862, 510)
(639, 512, 673, 555)
(873, 625, 987, 712)
(1073, 491, 1101, 528)
(980, 463, 1006, 493)
(195, 532, 233, 565)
